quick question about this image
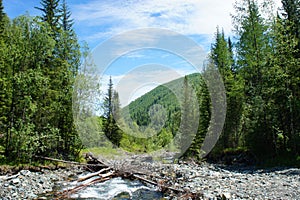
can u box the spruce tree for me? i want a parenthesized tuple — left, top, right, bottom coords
(35, 0, 61, 32)
(103, 77, 122, 147)
(233, 0, 275, 159)
(61, 0, 73, 31)
(280, 0, 300, 55)
(0, 0, 5, 34)
(210, 28, 243, 150)
(269, 13, 300, 156)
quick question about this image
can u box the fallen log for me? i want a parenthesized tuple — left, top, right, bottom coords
(54, 154, 202, 199)
(56, 176, 112, 200)
(34, 155, 106, 168)
(78, 167, 111, 182)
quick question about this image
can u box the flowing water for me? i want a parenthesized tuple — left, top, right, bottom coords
(63, 177, 164, 200)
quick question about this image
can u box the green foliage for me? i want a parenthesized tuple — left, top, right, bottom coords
(120, 0, 300, 166)
(0, 0, 6, 34)
(61, 0, 74, 31)
(0, 0, 82, 164)
(122, 73, 204, 155)
(35, 0, 61, 32)
(102, 77, 123, 147)
(210, 28, 244, 155)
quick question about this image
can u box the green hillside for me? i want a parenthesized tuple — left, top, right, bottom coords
(125, 73, 202, 130)
(119, 73, 208, 155)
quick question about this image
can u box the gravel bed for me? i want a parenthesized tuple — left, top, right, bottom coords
(141, 161, 300, 199)
(0, 162, 299, 199)
(0, 166, 82, 200)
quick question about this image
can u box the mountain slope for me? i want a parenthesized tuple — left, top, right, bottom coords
(123, 73, 204, 133)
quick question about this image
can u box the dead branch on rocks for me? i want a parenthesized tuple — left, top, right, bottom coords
(78, 167, 111, 182)
(55, 153, 203, 199)
(34, 155, 106, 168)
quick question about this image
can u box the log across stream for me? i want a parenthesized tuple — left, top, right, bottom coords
(54, 153, 200, 199)
(35, 154, 300, 200)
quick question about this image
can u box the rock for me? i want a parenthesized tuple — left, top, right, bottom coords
(37, 197, 47, 200)
(20, 170, 31, 176)
(11, 178, 20, 185)
(221, 192, 231, 199)
(278, 168, 300, 175)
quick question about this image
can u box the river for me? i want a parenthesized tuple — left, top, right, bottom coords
(62, 177, 163, 199)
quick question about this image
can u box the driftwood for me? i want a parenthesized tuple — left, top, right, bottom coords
(34, 155, 106, 168)
(78, 167, 111, 182)
(55, 153, 201, 199)
(0, 173, 20, 181)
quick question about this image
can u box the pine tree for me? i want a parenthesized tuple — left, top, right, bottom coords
(210, 28, 243, 150)
(186, 76, 210, 160)
(233, 0, 275, 159)
(0, 0, 5, 34)
(61, 0, 73, 31)
(103, 77, 122, 147)
(268, 14, 300, 156)
(104, 77, 113, 119)
(35, 0, 61, 32)
(179, 76, 199, 158)
(281, 0, 300, 54)
(279, 0, 300, 155)
(112, 90, 121, 121)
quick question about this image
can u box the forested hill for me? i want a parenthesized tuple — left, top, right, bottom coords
(118, 73, 209, 156)
(125, 73, 202, 129)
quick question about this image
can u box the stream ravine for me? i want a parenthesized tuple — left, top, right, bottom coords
(0, 162, 299, 199)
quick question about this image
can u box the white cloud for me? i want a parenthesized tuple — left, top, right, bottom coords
(76, 0, 282, 107)
(72, 0, 282, 43)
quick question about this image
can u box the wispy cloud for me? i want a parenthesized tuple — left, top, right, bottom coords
(72, 0, 234, 40)
(72, 0, 282, 44)
(74, 0, 282, 106)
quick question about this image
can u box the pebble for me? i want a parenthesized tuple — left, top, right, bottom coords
(0, 166, 82, 199)
(0, 161, 299, 199)
(137, 161, 300, 200)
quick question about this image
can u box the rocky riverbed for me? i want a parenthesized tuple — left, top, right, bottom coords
(145, 162, 300, 199)
(0, 161, 299, 199)
(0, 166, 83, 199)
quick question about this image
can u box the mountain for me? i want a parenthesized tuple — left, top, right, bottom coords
(122, 73, 204, 134)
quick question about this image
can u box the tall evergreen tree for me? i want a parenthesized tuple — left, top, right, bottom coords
(112, 90, 121, 121)
(35, 0, 61, 32)
(281, 0, 300, 54)
(233, 0, 275, 159)
(268, 12, 300, 156)
(104, 77, 113, 119)
(61, 0, 73, 31)
(186, 76, 210, 160)
(179, 76, 193, 156)
(103, 77, 122, 147)
(0, 0, 5, 34)
(210, 28, 244, 150)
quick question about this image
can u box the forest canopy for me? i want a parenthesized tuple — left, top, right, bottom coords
(0, 0, 299, 166)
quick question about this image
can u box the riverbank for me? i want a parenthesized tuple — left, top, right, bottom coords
(147, 161, 300, 199)
(0, 161, 299, 199)
(0, 166, 83, 199)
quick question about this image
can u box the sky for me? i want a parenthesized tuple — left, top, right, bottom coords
(3, 0, 282, 106)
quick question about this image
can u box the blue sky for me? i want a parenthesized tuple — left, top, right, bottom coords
(3, 0, 281, 106)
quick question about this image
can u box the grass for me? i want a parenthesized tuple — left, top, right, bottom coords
(80, 146, 124, 160)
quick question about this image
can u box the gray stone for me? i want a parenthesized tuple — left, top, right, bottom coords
(20, 170, 31, 176)
(11, 178, 20, 185)
(221, 192, 231, 199)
